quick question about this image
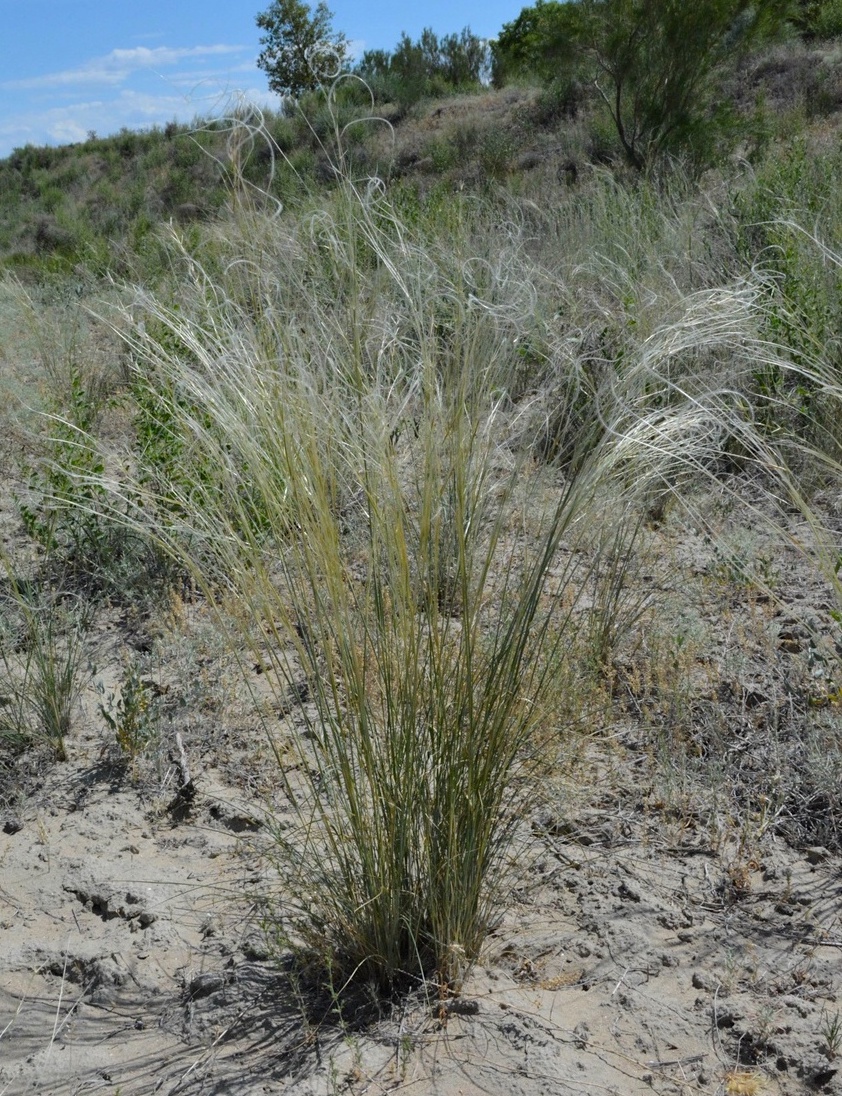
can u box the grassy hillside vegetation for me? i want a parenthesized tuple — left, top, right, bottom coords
(3, 21, 841, 281)
(3, 12, 842, 1021)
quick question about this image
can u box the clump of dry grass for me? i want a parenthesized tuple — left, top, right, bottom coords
(0, 578, 91, 762)
(50, 118, 842, 1006)
(107, 178, 595, 997)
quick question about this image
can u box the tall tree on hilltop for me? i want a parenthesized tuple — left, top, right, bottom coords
(256, 0, 349, 97)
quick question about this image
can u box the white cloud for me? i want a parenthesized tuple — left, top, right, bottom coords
(0, 84, 284, 156)
(2, 44, 247, 91)
(164, 61, 264, 92)
(0, 99, 108, 151)
(46, 119, 93, 145)
(0, 38, 284, 156)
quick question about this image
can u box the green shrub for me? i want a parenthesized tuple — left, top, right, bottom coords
(478, 130, 515, 179)
(732, 139, 842, 380)
(815, 0, 842, 36)
(130, 326, 273, 550)
(268, 115, 297, 153)
(38, 185, 65, 214)
(532, 75, 587, 124)
(796, 0, 842, 36)
(427, 137, 459, 172)
(12, 293, 176, 601)
(579, 0, 790, 170)
(98, 657, 158, 760)
(20, 367, 111, 563)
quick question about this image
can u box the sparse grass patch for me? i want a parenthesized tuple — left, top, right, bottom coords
(0, 581, 91, 762)
(3, 280, 181, 607)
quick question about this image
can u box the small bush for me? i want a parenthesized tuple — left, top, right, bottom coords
(98, 657, 159, 761)
(800, 0, 842, 37)
(478, 131, 515, 179)
(9, 286, 178, 604)
(815, 0, 842, 35)
(531, 76, 586, 125)
(18, 362, 134, 592)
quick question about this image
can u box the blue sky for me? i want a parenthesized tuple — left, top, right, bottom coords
(0, 1, 520, 157)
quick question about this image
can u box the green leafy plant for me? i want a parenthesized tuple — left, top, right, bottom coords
(19, 367, 110, 568)
(18, 364, 172, 602)
(97, 659, 157, 760)
(129, 317, 275, 553)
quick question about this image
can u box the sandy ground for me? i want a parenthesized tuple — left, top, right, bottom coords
(1, 661, 841, 1096)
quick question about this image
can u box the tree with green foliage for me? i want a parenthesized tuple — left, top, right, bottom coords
(440, 27, 491, 85)
(579, 0, 791, 169)
(256, 0, 349, 97)
(356, 26, 490, 109)
(493, 0, 791, 168)
(491, 0, 586, 86)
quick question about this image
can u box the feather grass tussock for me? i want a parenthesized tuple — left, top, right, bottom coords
(0, 577, 91, 762)
(61, 149, 842, 1005)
